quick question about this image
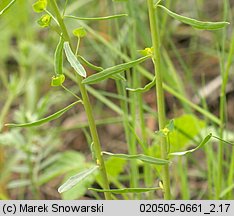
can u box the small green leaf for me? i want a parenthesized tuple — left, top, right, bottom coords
(77, 55, 126, 82)
(54, 36, 64, 75)
(157, 5, 229, 30)
(102, 151, 170, 165)
(64, 14, 128, 21)
(169, 133, 212, 156)
(127, 76, 156, 93)
(82, 55, 150, 84)
(51, 74, 65, 86)
(89, 187, 161, 194)
(64, 42, 87, 77)
(58, 166, 99, 193)
(0, 0, 16, 16)
(32, 0, 47, 13)
(73, 27, 87, 38)
(5, 101, 81, 128)
(37, 14, 51, 27)
(78, 55, 103, 72)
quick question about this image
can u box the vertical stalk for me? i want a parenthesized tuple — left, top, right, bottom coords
(217, 30, 234, 199)
(147, 0, 171, 199)
(49, 0, 111, 200)
(126, 0, 139, 194)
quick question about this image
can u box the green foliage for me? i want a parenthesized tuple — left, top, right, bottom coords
(58, 166, 99, 193)
(89, 187, 161, 194)
(157, 5, 229, 30)
(5, 101, 81, 128)
(54, 36, 64, 76)
(169, 133, 212, 156)
(102, 151, 170, 165)
(82, 56, 150, 84)
(169, 114, 206, 153)
(127, 76, 156, 93)
(64, 42, 87, 78)
(65, 14, 128, 21)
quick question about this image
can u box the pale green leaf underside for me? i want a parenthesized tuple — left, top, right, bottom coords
(64, 14, 128, 21)
(89, 187, 161, 194)
(102, 151, 169, 165)
(58, 166, 99, 193)
(158, 5, 229, 30)
(5, 101, 81, 128)
(64, 42, 87, 77)
(169, 133, 212, 156)
(82, 55, 150, 84)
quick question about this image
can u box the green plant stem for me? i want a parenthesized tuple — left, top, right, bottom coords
(147, 0, 171, 199)
(217, 31, 234, 199)
(49, 0, 111, 200)
(126, 1, 140, 196)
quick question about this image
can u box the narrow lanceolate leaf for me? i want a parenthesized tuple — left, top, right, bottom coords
(78, 55, 125, 81)
(54, 36, 64, 75)
(64, 14, 128, 21)
(5, 101, 81, 128)
(127, 76, 156, 93)
(82, 55, 150, 84)
(89, 187, 161, 194)
(0, 0, 16, 16)
(169, 133, 212, 156)
(58, 166, 99, 193)
(102, 151, 169, 165)
(78, 55, 103, 72)
(64, 42, 86, 77)
(157, 5, 229, 30)
(212, 135, 234, 146)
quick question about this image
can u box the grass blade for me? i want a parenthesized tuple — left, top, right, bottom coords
(158, 5, 229, 30)
(89, 187, 161, 194)
(169, 133, 212, 156)
(82, 55, 150, 84)
(58, 166, 99, 193)
(220, 184, 234, 198)
(64, 14, 128, 21)
(64, 42, 86, 77)
(102, 151, 170, 165)
(5, 101, 81, 128)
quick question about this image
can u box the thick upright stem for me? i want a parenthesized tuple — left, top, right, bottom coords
(49, 0, 111, 200)
(147, 0, 171, 199)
